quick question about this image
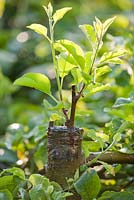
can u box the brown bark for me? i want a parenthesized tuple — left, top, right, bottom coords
(87, 152, 134, 164)
(67, 85, 85, 128)
(46, 125, 83, 199)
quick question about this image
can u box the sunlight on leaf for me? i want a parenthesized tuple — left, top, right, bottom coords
(27, 24, 50, 41)
(50, 113, 63, 121)
(53, 7, 72, 26)
(86, 83, 111, 96)
(0, 0, 5, 17)
(79, 24, 97, 48)
(93, 16, 116, 40)
(55, 39, 85, 69)
(14, 73, 51, 95)
(84, 51, 93, 73)
(0, 167, 25, 180)
(57, 54, 76, 78)
(93, 17, 103, 40)
(96, 66, 112, 79)
(43, 2, 53, 18)
(100, 49, 126, 64)
(29, 174, 48, 186)
(71, 68, 83, 85)
(98, 161, 115, 176)
(103, 16, 116, 35)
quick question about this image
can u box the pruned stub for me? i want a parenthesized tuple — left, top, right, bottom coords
(46, 126, 83, 188)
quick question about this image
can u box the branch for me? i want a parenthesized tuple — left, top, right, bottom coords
(67, 84, 86, 128)
(62, 108, 69, 122)
(86, 152, 134, 164)
(68, 85, 78, 128)
(77, 83, 85, 99)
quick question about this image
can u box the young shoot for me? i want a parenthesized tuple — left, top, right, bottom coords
(14, 2, 126, 128)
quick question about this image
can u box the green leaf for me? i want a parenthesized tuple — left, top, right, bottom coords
(79, 25, 97, 48)
(0, 148, 17, 164)
(71, 68, 83, 85)
(55, 39, 85, 69)
(0, 0, 5, 18)
(93, 17, 103, 40)
(81, 72, 92, 85)
(74, 169, 79, 182)
(93, 16, 116, 40)
(113, 121, 129, 143)
(103, 16, 116, 35)
(82, 141, 101, 155)
(29, 185, 47, 200)
(50, 113, 63, 121)
(84, 51, 93, 73)
(27, 24, 50, 41)
(52, 191, 72, 200)
(0, 167, 25, 180)
(74, 169, 101, 200)
(117, 121, 129, 134)
(86, 130, 105, 151)
(29, 175, 70, 200)
(14, 73, 51, 95)
(85, 83, 111, 96)
(113, 97, 134, 108)
(60, 52, 78, 66)
(51, 181, 73, 199)
(0, 176, 14, 191)
(113, 132, 121, 143)
(48, 101, 64, 111)
(0, 189, 13, 200)
(53, 7, 72, 26)
(0, 176, 22, 192)
(47, 185, 54, 194)
(106, 109, 127, 121)
(82, 141, 91, 158)
(29, 175, 50, 200)
(98, 191, 134, 200)
(96, 65, 112, 79)
(57, 53, 76, 78)
(100, 49, 126, 64)
(43, 2, 53, 18)
(98, 161, 115, 176)
(29, 174, 48, 186)
(33, 144, 47, 170)
(51, 182, 62, 191)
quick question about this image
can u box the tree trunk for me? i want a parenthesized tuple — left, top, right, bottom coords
(46, 125, 83, 199)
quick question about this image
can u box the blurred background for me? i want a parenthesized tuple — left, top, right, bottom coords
(0, 0, 134, 171)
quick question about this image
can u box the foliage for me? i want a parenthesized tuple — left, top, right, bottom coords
(0, 168, 72, 200)
(74, 169, 101, 200)
(14, 3, 126, 128)
(0, 0, 134, 199)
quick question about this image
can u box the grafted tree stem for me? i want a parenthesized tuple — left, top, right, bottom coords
(69, 85, 78, 127)
(46, 124, 83, 199)
(67, 84, 85, 128)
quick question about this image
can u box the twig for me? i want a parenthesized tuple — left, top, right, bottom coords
(62, 108, 69, 122)
(69, 85, 78, 127)
(121, 179, 134, 190)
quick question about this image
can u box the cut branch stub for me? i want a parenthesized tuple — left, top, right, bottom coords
(46, 126, 83, 189)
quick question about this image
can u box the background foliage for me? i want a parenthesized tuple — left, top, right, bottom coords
(0, 0, 134, 199)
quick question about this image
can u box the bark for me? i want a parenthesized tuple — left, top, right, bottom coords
(87, 152, 134, 164)
(46, 125, 83, 199)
